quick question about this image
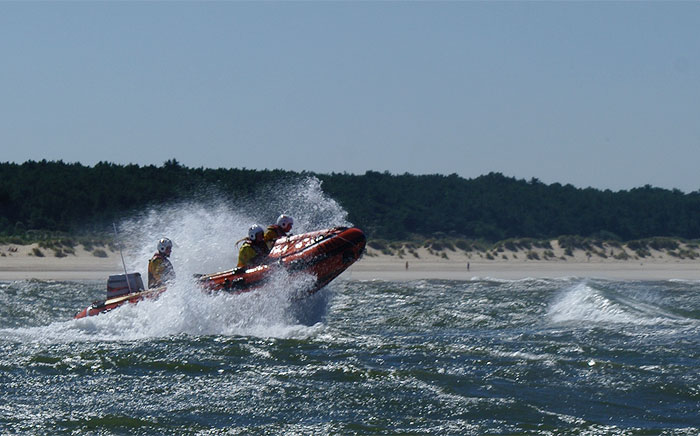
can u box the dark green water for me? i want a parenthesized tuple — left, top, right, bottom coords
(1, 278, 698, 435)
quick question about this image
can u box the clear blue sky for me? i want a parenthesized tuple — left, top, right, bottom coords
(1, 2, 698, 192)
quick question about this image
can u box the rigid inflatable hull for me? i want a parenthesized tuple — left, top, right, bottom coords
(74, 287, 165, 319)
(74, 227, 365, 319)
(199, 227, 366, 293)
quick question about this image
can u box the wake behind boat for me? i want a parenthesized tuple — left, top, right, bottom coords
(74, 227, 366, 319)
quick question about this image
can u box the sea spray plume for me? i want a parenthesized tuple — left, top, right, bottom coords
(69, 176, 353, 339)
(116, 181, 258, 278)
(118, 175, 352, 279)
(119, 199, 255, 280)
(254, 175, 351, 233)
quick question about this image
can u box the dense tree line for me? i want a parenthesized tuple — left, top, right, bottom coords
(317, 171, 700, 241)
(0, 160, 296, 237)
(2, 160, 700, 242)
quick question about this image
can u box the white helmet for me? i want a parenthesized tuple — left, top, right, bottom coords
(276, 214, 294, 230)
(157, 238, 172, 255)
(248, 224, 264, 240)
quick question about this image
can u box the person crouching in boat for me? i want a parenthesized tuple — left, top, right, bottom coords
(148, 238, 175, 288)
(264, 214, 294, 250)
(237, 225, 270, 269)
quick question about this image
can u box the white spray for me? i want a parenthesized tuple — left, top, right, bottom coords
(11, 176, 352, 342)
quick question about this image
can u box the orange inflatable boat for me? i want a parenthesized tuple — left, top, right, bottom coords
(74, 227, 366, 319)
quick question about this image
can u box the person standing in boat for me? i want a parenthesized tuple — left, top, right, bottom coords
(264, 214, 294, 250)
(148, 238, 175, 288)
(237, 224, 270, 269)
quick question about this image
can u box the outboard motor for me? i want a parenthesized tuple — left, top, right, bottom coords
(107, 273, 145, 298)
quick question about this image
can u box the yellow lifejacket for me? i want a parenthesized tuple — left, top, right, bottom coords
(264, 225, 287, 250)
(148, 253, 175, 288)
(237, 239, 269, 268)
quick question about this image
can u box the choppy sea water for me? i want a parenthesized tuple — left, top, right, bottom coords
(1, 277, 698, 435)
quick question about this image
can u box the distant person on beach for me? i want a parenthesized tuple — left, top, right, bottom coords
(237, 224, 270, 269)
(148, 238, 175, 288)
(264, 214, 294, 250)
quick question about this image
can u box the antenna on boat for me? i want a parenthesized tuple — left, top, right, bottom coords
(113, 223, 133, 294)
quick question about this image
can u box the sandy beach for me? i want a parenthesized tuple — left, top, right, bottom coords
(0, 244, 124, 281)
(347, 244, 700, 281)
(2, 242, 700, 282)
(346, 257, 700, 281)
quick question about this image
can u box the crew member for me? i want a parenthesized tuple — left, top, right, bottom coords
(237, 225, 270, 268)
(148, 238, 175, 288)
(264, 214, 294, 250)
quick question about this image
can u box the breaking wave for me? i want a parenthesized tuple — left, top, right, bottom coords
(547, 281, 686, 326)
